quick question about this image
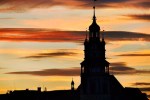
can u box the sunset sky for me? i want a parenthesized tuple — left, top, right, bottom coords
(0, 0, 150, 98)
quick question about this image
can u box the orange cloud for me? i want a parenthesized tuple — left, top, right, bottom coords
(0, 28, 150, 42)
(0, 0, 149, 12)
(0, 28, 85, 42)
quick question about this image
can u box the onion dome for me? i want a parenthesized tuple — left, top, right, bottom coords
(89, 16, 100, 32)
(89, 6, 100, 32)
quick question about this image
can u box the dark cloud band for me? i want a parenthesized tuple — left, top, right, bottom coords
(110, 62, 150, 75)
(117, 54, 150, 57)
(125, 14, 150, 21)
(6, 62, 150, 76)
(0, 0, 149, 12)
(132, 82, 150, 86)
(22, 51, 77, 59)
(7, 67, 80, 76)
(139, 87, 150, 92)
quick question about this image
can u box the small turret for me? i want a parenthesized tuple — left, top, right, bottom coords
(71, 79, 75, 91)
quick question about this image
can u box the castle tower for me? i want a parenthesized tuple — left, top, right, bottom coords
(79, 1, 149, 100)
(80, 0, 111, 100)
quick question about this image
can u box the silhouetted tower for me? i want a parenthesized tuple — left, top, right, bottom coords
(80, 0, 110, 100)
(71, 79, 75, 91)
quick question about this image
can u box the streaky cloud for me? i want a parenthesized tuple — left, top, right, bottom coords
(132, 82, 150, 86)
(110, 62, 150, 75)
(110, 62, 126, 67)
(7, 67, 80, 76)
(125, 14, 150, 21)
(139, 87, 150, 92)
(22, 51, 77, 59)
(0, 28, 149, 42)
(0, 0, 149, 12)
(6, 62, 150, 76)
(117, 54, 150, 57)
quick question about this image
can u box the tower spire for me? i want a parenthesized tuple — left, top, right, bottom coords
(93, 0, 96, 21)
(89, 0, 100, 39)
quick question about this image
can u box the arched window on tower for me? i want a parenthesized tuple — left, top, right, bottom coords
(105, 61, 110, 74)
(82, 66, 84, 73)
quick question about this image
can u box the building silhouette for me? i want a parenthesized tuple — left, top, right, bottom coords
(0, 1, 149, 100)
(79, 3, 148, 100)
